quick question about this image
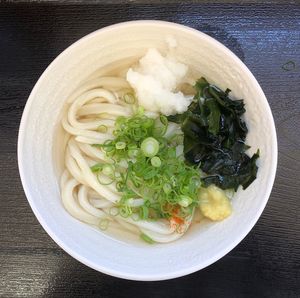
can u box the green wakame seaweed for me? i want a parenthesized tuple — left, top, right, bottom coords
(168, 77, 259, 191)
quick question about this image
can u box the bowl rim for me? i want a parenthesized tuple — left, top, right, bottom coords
(18, 20, 278, 281)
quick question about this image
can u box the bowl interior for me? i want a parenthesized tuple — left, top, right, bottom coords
(18, 21, 277, 281)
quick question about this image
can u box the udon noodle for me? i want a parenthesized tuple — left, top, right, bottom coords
(61, 76, 189, 243)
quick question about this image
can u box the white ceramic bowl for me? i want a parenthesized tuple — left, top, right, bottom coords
(18, 21, 277, 281)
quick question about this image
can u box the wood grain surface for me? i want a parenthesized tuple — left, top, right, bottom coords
(0, 2, 299, 297)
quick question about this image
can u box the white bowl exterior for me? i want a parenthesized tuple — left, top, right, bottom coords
(18, 21, 277, 281)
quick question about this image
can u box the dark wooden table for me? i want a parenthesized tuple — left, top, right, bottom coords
(1, 1, 299, 297)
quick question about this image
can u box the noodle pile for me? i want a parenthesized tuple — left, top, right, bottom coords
(61, 77, 190, 243)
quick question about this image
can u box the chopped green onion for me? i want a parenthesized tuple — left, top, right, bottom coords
(128, 144, 137, 150)
(160, 115, 168, 127)
(116, 181, 124, 191)
(170, 134, 184, 145)
(139, 205, 149, 219)
(97, 125, 108, 133)
(106, 146, 115, 153)
(141, 137, 159, 157)
(163, 183, 172, 194)
(119, 205, 132, 218)
(102, 164, 114, 177)
(140, 233, 155, 244)
(159, 115, 168, 136)
(128, 149, 139, 158)
(93, 110, 202, 223)
(99, 219, 109, 230)
(191, 177, 201, 188)
(153, 115, 169, 136)
(90, 163, 102, 172)
(170, 176, 177, 187)
(115, 141, 126, 150)
(123, 93, 136, 104)
(109, 207, 119, 216)
(144, 118, 154, 128)
(176, 145, 184, 157)
(151, 156, 161, 167)
(178, 195, 193, 207)
(96, 173, 114, 185)
(137, 106, 144, 115)
(180, 185, 189, 193)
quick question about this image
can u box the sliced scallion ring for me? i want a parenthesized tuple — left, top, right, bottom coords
(141, 137, 159, 157)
